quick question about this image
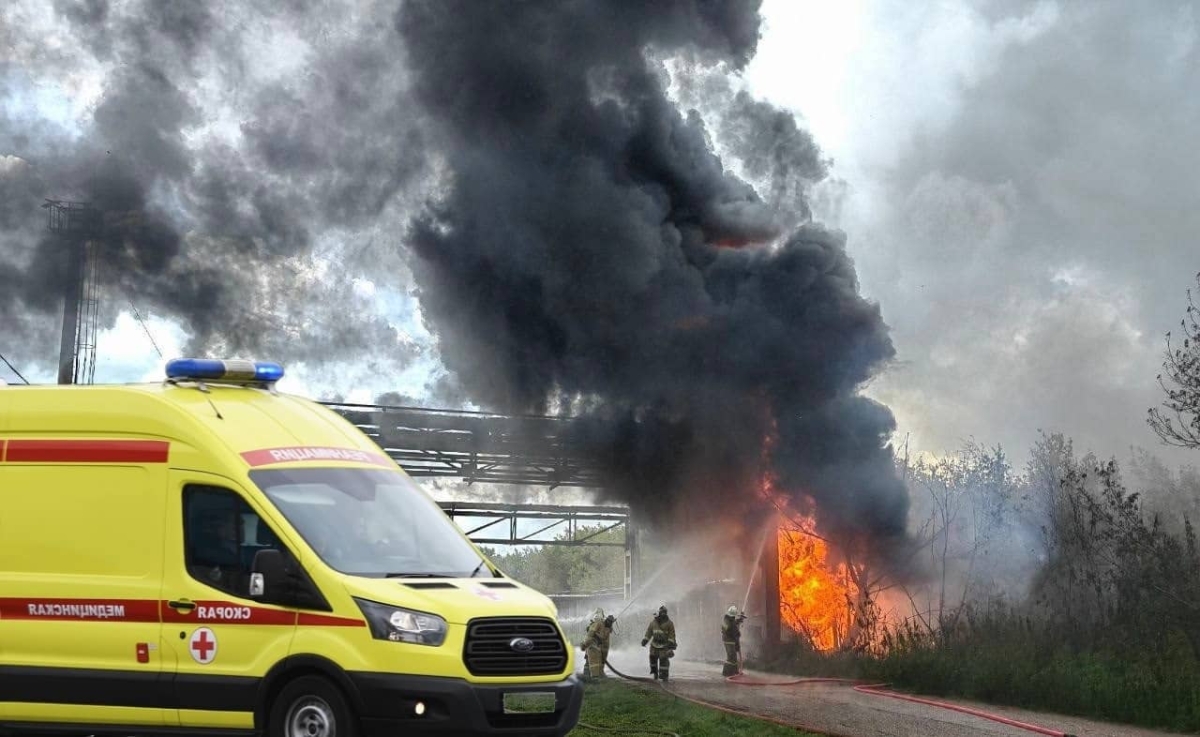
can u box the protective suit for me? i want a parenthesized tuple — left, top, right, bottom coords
(579, 609, 614, 679)
(721, 605, 746, 677)
(600, 614, 615, 667)
(641, 605, 677, 681)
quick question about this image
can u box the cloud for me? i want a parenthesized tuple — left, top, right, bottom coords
(837, 0, 1200, 465)
(0, 0, 432, 381)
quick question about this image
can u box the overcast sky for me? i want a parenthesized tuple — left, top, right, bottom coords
(3, 0, 1197, 474)
(745, 0, 1200, 469)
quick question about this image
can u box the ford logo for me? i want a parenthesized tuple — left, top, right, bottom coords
(509, 637, 536, 653)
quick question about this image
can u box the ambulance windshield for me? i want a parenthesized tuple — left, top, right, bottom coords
(249, 467, 494, 578)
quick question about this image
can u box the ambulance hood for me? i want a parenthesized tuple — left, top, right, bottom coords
(342, 576, 560, 625)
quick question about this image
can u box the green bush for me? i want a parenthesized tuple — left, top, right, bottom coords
(862, 623, 1200, 732)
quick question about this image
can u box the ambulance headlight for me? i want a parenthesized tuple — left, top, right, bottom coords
(354, 598, 447, 647)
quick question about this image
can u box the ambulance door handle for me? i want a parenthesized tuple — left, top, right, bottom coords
(168, 599, 196, 611)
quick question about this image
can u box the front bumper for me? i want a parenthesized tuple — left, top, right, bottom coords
(348, 671, 584, 737)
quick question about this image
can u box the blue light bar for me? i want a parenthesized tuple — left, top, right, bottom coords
(165, 358, 285, 383)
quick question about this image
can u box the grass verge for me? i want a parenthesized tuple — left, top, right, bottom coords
(864, 630, 1200, 733)
(568, 678, 823, 736)
(748, 628, 1200, 734)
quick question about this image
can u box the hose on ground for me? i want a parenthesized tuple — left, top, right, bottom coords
(601, 658, 1078, 737)
(850, 684, 1077, 737)
(602, 658, 855, 737)
(721, 667, 1077, 737)
(724, 673, 858, 687)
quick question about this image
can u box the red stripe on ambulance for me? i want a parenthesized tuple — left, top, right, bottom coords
(0, 598, 160, 622)
(3, 439, 169, 464)
(0, 598, 361, 627)
(298, 612, 367, 627)
(158, 601, 363, 627)
(160, 601, 297, 625)
(240, 446, 393, 468)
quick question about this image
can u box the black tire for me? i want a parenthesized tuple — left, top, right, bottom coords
(267, 675, 358, 737)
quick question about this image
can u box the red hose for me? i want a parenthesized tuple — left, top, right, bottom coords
(724, 673, 858, 687)
(605, 658, 1076, 737)
(851, 684, 1077, 737)
(666, 688, 859, 737)
(602, 658, 857, 736)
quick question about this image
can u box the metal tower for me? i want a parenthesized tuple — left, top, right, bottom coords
(43, 199, 102, 385)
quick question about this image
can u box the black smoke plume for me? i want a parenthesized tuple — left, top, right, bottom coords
(394, 1, 910, 556)
(4, 0, 912, 566)
(1, 0, 424, 372)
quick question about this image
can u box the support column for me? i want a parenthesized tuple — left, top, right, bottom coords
(761, 525, 781, 648)
(624, 518, 638, 599)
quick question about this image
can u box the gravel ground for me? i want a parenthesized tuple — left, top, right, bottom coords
(600, 649, 1185, 737)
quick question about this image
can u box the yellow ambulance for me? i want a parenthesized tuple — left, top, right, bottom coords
(0, 358, 582, 737)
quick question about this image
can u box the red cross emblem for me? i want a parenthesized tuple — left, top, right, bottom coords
(189, 627, 217, 664)
(473, 586, 501, 601)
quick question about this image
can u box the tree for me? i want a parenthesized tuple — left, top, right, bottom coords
(1026, 445, 1200, 657)
(480, 525, 627, 595)
(897, 441, 1025, 636)
(1148, 271, 1200, 449)
(1127, 446, 1200, 534)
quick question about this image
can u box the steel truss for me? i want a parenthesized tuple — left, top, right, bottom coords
(437, 501, 629, 548)
(323, 402, 605, 488)
(324, 402, 639, 597)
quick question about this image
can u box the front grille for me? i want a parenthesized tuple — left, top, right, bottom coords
(463, 617, 567, 677)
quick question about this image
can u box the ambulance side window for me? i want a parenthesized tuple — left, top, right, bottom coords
(183, 484, 291, 600)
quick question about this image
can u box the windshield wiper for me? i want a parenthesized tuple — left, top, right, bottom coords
(469, 559, 490, 578)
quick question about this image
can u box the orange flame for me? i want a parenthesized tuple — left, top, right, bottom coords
(777, 517, 857, 651)
(713, 236, 757, 248)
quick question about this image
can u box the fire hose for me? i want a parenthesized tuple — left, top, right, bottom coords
(849, 684, 1078, 737)
(601, 658, 859, 737)
(602, 658, 1078, 737)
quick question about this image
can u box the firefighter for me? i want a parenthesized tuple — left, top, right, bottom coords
(579, 609, 613, 679)
(641, 604, 677, 681)
(721, 604, 747, 676)
(601, 613, 616, 668)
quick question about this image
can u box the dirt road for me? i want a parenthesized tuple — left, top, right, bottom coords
(601, 648, 1182, 737)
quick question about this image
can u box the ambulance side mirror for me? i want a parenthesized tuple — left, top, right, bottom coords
(251, 547, 328, 610)
(251, 549, 289, 599)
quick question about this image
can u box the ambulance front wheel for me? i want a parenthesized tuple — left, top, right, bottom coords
(269, 674, 358, 737)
